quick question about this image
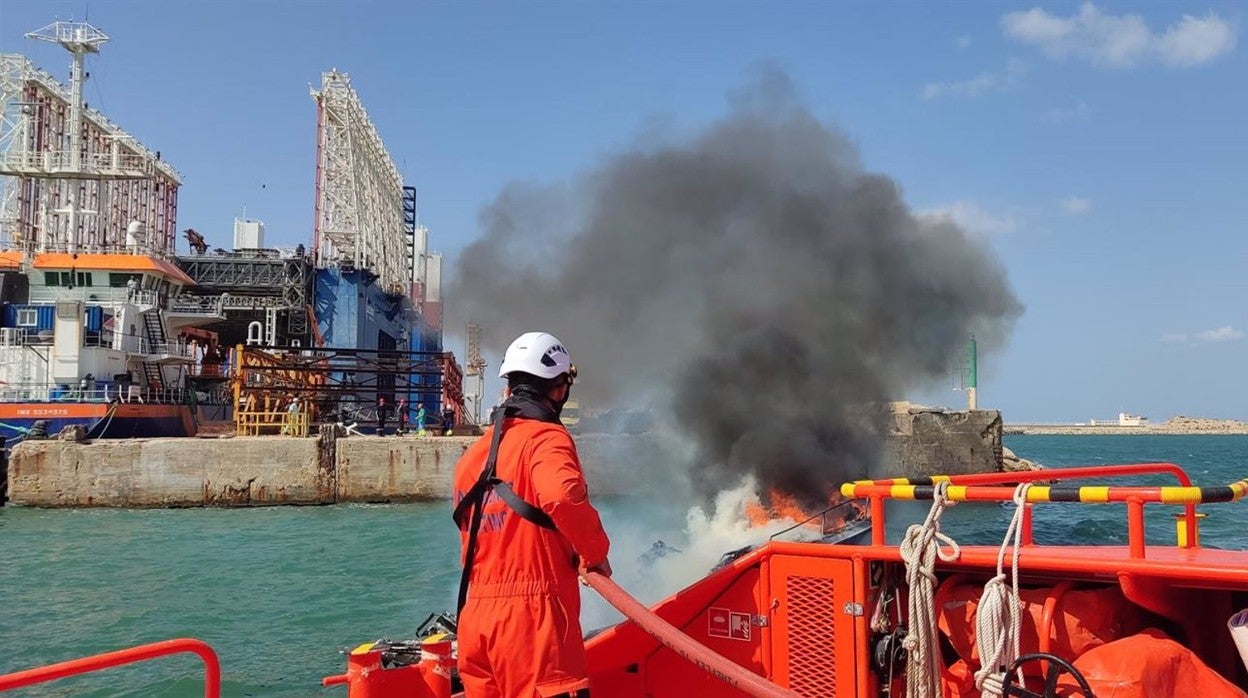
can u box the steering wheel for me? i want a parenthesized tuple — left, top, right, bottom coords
(1002, 652, 1095, 697)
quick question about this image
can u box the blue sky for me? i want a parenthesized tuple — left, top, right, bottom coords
(2, 1, 1245, 422)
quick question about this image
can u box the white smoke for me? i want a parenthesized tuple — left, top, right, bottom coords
(581, 478, 816, 629)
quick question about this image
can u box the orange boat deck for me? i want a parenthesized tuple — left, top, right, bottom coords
(583, 537, 1248, 696)
(6, 462, 1248, 696)
(581, 463, 1248, 696)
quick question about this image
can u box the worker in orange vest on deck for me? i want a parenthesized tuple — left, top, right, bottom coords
(452, 331, 611, 698)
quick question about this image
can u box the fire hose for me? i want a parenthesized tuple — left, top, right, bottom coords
(581, 571, 800, 698)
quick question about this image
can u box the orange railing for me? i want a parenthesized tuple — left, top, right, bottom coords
(0, 638, 220, 696)
(840, 463, 1237, 558)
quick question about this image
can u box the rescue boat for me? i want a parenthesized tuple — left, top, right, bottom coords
(4, 462, 1248, 696)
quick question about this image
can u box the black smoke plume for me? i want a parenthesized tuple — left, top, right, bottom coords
(449, 68, 1021, 503)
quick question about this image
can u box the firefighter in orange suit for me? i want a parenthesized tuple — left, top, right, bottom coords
(452, 331, 612, 698)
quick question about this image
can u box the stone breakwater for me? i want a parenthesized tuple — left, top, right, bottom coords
(1005, 416, 1248, 436)
(4, 433, 669, 507)
(5, 407, 1008, 507)
(1001, 446, 1042, 472)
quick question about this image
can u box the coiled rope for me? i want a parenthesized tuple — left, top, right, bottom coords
(974, 483, 1033, 696)
(899, 481, 961, 698)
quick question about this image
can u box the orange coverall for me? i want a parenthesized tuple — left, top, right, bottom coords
(453, 417, 610, 698)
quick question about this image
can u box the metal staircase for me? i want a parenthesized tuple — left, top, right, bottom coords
(142, 310, 166, 350)
(141, 310, 166, 389)
(142, 362, 163, 390)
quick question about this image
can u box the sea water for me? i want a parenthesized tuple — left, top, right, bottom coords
(1, 434, 1245, 696)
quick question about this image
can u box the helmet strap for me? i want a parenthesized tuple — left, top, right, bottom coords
(551, 382, 572, 418)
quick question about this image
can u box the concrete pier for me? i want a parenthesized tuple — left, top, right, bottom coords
(5, 406, 1004, 507)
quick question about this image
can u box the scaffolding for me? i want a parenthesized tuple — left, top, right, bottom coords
(464, 322, 486, 424)
(442, 354, 465, 427)
(403, 185, 417, 299)
(175, 252, 315, 346)
(0, 23, 181, 254)
(232, 345, 324, 436)
(232, 344, 452, 435)
(311, 71, 407, 295)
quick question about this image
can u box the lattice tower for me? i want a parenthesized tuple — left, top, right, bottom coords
(311, 70, 407, 294)
(465, 322, 486, 376)
(0, 22, 180, 254)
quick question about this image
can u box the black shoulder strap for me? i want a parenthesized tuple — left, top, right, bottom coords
(454, 407, 508, 614)
(453, 406, 556, 614)
(451, 406, 508, 529)
(491, 480, 554, 530)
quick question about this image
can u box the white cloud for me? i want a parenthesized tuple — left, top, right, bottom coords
(1041, 101, 1092, 123)
(1059, 197, 1092, 215)
(957, 35, 972, 49)
(1158, 13, 1238, 66)
(1002, 3, 1235, 68)
(922, 59, 1026, 100)
(1195, 325, 1244, 342)
(1163, 326, 1246, 344)
(918, 201, 1020, 236)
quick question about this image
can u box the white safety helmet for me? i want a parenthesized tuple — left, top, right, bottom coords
(498, 331, 575, 382)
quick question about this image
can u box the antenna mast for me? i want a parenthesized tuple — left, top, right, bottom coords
(465, 322, 487, 423)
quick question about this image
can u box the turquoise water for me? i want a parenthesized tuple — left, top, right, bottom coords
(2, 434, 1247, 695)
(0, 505, 462, 697)
(905, 434, 1248, 549)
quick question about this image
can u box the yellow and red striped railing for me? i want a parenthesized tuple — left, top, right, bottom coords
(839, 463, 1238, 558)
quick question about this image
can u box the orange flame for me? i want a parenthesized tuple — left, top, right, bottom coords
(746, 488, 821, 527)
(746, 488, 868, 536)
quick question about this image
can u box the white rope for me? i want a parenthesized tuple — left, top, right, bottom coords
(974, 483, 1032, 697)
(899, 482, 962, 698)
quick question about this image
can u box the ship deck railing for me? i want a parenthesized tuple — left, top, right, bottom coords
(0, 149, 163, 179)
(168, 295, 227, 316)
(0, 383, 192, 406)
(235, 409, 310, 437)
(0, 329, 126, 349)
(0, 330, 199, 364)
(0, 240, 175, 259)
(96, 333, 190, 360)
(23, 288, 163, 308)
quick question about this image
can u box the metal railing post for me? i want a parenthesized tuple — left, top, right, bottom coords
(870, 496, 886, 545)
(1127, 497, 1146, 559)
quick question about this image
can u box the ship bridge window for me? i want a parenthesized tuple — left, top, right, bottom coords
(108, 273, 142, 288)
(44, 272, 93, 287)
(16, 309, 36, 326)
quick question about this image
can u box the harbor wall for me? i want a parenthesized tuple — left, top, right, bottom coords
(6, 437, 328, 507)
(879, 406, 1003, 478)
(5, 407, 1002, 507)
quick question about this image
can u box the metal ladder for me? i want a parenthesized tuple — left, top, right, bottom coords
(142, 362, 163, 390)
(142, 309, 166, 349)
